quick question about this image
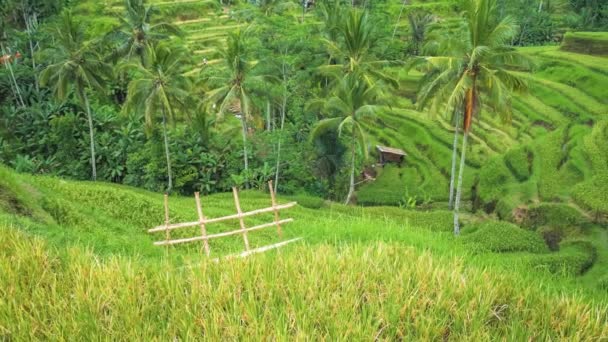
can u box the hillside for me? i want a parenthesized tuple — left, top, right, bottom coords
(1, 0, 608, 337)
(1, 165, 607, 338)
(75, 0, 608, 213)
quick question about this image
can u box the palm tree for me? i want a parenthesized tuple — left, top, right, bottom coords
(40, 11, 110, 181)
(310, 72, 384, 204)
(416, 0, 530, 234)
(122, 42, 192, 192)
(407, 11, 435, 55)
(256, 0, 297, 16)
(105, 0, 182, 64)
(320, 9, 397, 87)
(203, 29, 263, 179)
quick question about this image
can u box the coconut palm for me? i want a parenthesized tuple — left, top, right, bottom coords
(415, 0, 530, 234)
(203, 29, 264, 178)
(320, 9, 397, 87)
(310, 72, 384, 204)
(40, 11, 110, 181)
(257, 0, 298, 16)
(105, 0, 183, 64)
(317, 0, 345, 43)
(122, 42, 192, 192)
(407, 11, 435, 55)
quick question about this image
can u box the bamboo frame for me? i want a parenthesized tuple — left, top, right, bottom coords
(268, 180, 283, 237)
(149, 186, 297, 256)
(147, 202, 297, 233)
(154, 219, 294, 246)
(164, 194, 170, 247)
(232, 187, 250, 251)
(194, 192, 210, 256)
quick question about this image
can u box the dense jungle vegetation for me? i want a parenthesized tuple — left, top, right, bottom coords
(0, 0, 607, 338)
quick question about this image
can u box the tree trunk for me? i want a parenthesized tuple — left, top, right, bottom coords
(448, 110, 461, 209)
(453, 132, 468, 235)
(240, 114, 250, 189)
(392, 0, 407, 39)
(266, 100, 271, 131)
(161, 108, 173, 192)
(274, 90, 287, 193)
(344, 130, 356, 205)
(24, 12, 39, 92)
(1, 44, 25, 108)
(83, 91, 97, 181)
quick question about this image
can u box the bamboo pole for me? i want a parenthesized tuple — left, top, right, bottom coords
(153, 219, 294, 246)
(147, 202, 297, 233)
(194, 192, 211, 256)
(232, 187, 250, 251)
(268, 180, 283, 238)
(164, 193, 170, 254)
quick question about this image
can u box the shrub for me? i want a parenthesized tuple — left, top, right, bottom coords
(478, 157, 515, 203)
(537, 226, 563, 251)
(529, 240, 597, 276)
(521, 203, 586, 229)
(462, 221, 548, 253)
(505, 146, 533, 181)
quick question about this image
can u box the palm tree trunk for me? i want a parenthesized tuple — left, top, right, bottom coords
(24, 12, 39, 92)
(448, 110, 461, 209)
(266, 100, 271, 131)
(240, 115, 249, 189)
(345, 132, 356, 205)
(453, 132, 468, 235)
(392, 0, 407, 39)
(83, 91, 97, 181)
(161, 108, 173, 192)
(1, 44, 25, 108)
(273, 90, 287, 193)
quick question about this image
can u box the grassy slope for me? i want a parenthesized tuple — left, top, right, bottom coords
(0, 166, 607, 338)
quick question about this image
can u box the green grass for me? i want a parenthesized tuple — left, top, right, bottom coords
(0, 225, 606, 339)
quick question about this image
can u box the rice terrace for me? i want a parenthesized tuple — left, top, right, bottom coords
(0, 0, 607, 339)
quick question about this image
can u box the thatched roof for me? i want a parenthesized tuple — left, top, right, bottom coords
(376, 145, 407, 156)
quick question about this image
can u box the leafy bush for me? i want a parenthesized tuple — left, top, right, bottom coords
(521, 203, 586, 229)
(478, 157, 515, 203)
(462, 221, 548, 253)
(529, 240, 597, 276)
(505, 146, 532, 181)
(572, 175, 608, 220)
(537, 226, 564, 251)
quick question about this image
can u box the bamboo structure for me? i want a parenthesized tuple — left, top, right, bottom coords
(194, 192, 210, 256)
(268, 180, 283, 237)
(148, 186, 297, 257)
(148, 202, 297, 233)
(232, 186, 250, 251)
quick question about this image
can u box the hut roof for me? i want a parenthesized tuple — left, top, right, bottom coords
(376, 145, 407, 156)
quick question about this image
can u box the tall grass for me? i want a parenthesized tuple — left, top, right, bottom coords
(0, 227, 606, 340)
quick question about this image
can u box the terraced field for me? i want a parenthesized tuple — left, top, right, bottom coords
(88, 0, 607, 216)
(358, 45, 608, 209)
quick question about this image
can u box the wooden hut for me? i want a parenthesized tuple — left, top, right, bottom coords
(376, 145, 407, 166)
